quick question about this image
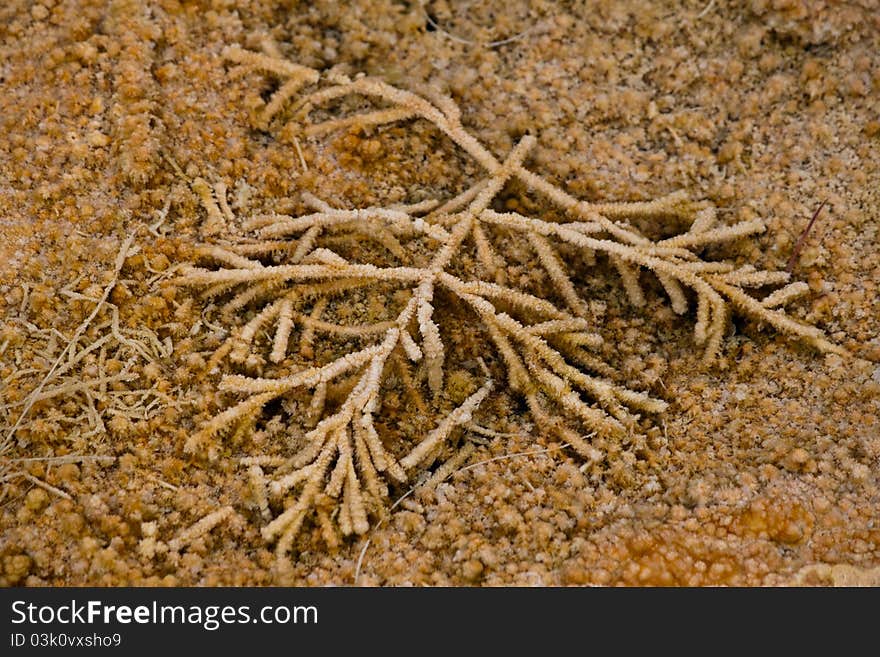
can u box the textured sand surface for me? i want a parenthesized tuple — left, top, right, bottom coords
(1, 0, 878, 586)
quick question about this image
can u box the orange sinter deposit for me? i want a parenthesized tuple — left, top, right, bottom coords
(1, 0, 878, 586)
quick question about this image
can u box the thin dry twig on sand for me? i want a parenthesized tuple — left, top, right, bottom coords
(1, 229, 172, 495)
(353, 441, 570, 585)
(786, 199, 828, 274)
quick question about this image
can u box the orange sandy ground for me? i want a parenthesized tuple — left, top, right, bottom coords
(1, 0, 878, 586)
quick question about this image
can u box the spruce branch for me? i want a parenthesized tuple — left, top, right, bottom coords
(173, 44, 845, 555)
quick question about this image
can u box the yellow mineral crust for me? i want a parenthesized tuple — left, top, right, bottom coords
(1, 0, 878, 586)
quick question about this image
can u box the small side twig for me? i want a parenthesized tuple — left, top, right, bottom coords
(420, 0, 537, 49)
(786, 199, 827, 274)
(16, 472, 73, 501)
